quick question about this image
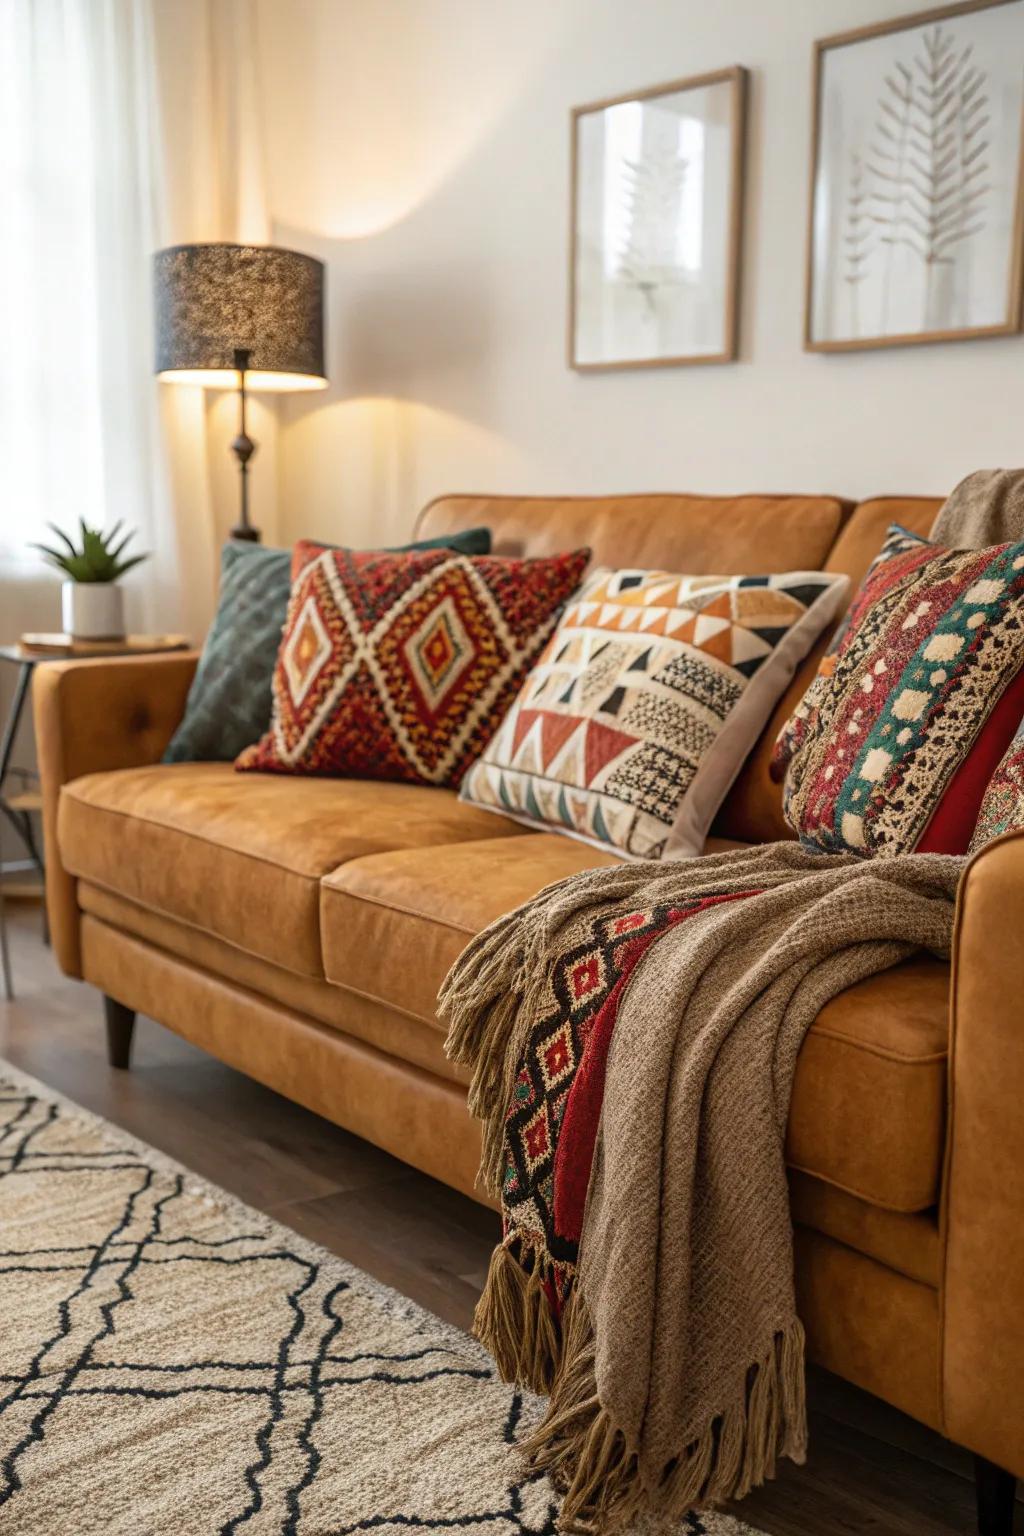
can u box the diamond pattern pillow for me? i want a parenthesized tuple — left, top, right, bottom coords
(164, 527, 492, 765)
(458, 565, 849, 860)
(236, 540, 589, 785)
(773, 526, 1024, 858)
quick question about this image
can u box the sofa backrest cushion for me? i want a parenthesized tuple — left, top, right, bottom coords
(415, 493, 850, 576)
(415, 492, 949, 848)
(824, 496, 943, 586)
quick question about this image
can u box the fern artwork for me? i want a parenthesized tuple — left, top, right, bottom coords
(571, 68, 746, 369)
(808, 0, 1024, 350)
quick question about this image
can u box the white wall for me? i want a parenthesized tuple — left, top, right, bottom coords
(256, 0, 1024, 550)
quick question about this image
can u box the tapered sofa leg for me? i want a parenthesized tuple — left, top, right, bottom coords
(976, 1456, 1017, 1535)
(103, 996, 136, 1070)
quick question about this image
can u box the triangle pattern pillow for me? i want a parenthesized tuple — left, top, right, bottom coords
(772, 526, 1024, 858)
(236, 540, 589, 786)
(458, 565, 849, 859)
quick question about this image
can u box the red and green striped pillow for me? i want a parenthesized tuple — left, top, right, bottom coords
(772, 526, 1024, 858)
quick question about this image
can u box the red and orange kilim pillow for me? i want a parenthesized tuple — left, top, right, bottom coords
(236, 540, 590, 785)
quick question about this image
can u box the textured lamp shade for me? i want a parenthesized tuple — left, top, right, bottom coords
(154, 243, 326, 392)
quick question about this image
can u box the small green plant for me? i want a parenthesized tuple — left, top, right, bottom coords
(31, 520, 150, 583)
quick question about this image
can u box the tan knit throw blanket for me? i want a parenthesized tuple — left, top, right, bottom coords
(441, 843, 961, 1531)
(931, 467, 1024, 547)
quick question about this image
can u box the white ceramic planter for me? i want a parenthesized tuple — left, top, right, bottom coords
(61, 582, 125, 640)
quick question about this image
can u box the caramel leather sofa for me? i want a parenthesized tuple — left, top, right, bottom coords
(34, 493, 1023, 1532)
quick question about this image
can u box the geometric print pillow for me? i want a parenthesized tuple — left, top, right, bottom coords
(772, 526, 1024, 858)
(235, 540, 589, 787)
(164, 526, 492, 765)
(458, 564, 849, 860)
(968, 719, 1024, 854)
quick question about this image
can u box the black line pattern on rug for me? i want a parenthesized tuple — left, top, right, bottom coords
(0, 1078, 724, 1535)
(0, 1164, 174, 1505)
(285, 1280, 349, 1535)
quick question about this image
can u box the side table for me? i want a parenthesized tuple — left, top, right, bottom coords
(0, 636, 188, 998)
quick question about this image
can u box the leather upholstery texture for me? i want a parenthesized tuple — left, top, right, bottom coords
(59, 764, 527, 978)
(33, 652, 200, 977)
(77, 915, 944, 1434)
(80, 914, 489, 1203)
(788, 1172, 938, 1287)
(77, 883, 470, 1086)
(414, 492, 850, 573)
(795, 1225, 941, 1431)
(40, 489, 1024, 1476)
(941, 829, 1024, 1468)
(322, 838, 948, 1210)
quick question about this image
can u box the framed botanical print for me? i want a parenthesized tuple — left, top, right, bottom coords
(569, 67, 747, 371)
(806, 0, 1024, 351)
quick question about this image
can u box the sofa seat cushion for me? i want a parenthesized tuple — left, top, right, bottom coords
(58, 763, 532, 979)
(76, 882, 471, 1085)
(321, 836, 949, 1211)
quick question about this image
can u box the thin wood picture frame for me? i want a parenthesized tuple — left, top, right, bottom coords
(804, 0, 1024, 353)
(568, 66, 748, 372)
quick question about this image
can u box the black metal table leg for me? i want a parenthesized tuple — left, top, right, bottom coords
(0, 891, 12, 1002)
(0, 655, 45, 997)
(0, 659, 39, 861)
(0, 660, 31, 791)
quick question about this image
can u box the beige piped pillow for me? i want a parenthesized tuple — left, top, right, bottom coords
(460, 565, 849, 860)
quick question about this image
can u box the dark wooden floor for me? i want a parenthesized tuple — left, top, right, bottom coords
(0, 901, 1004, 1536)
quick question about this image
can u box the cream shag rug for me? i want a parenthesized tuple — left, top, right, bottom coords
(0, 1062, 768, 1535)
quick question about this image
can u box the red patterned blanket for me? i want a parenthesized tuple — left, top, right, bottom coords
(441, 844, 959, 1532)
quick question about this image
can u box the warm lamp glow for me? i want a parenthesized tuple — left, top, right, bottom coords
(157, 368, 328, 392)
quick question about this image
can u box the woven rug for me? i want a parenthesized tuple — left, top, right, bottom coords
(0, 1061, 770, 1535)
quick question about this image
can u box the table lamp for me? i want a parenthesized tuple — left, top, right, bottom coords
(154, 243, 327, 541)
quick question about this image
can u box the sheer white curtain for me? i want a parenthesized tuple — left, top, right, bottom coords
(0, 0, 270, 639)
(0, 0, 182, 628)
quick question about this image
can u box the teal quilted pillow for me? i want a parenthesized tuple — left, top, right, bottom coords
(164, 527, 491, 763)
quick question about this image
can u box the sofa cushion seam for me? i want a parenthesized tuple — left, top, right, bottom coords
(792, 1220, 938, 1290)
(326, 889, 951, 1059)
(62, 786, 376, 881)
(807, 1024, 947, 1067)
(74, 875, 325, 981)
(786, 1158, 938, 1215)
(322, 885, 479, 937)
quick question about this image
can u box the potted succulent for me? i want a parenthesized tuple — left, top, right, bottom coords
(31, 520, 150, 640)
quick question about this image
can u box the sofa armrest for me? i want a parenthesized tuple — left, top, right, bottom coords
(32, 652, 199, 977)
(942, 829, 1024, 1477)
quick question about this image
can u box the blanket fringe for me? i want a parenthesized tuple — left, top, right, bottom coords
(473, 1239, 562, 1395)
(475, 1242, 807, 1533)
(439, 862, 656, 1197)
(440, 926, 548, 1195)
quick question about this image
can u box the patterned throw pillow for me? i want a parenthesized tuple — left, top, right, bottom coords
(163, 527, 492, 764)
(773, 527, 1024, 858)
(236, 541, 589, 785)
(458, 565, 849, 860)
(968, 721, 1024, 854)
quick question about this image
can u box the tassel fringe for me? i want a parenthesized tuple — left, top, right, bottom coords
(472, 1241, 808, 1534)
(439, 860, 667, 1197)
(472, 1239, 562, 1396)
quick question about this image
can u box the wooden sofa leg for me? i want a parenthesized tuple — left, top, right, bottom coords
(976, 1456, 1017, 1535)
(103, 996, 136, 1070)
